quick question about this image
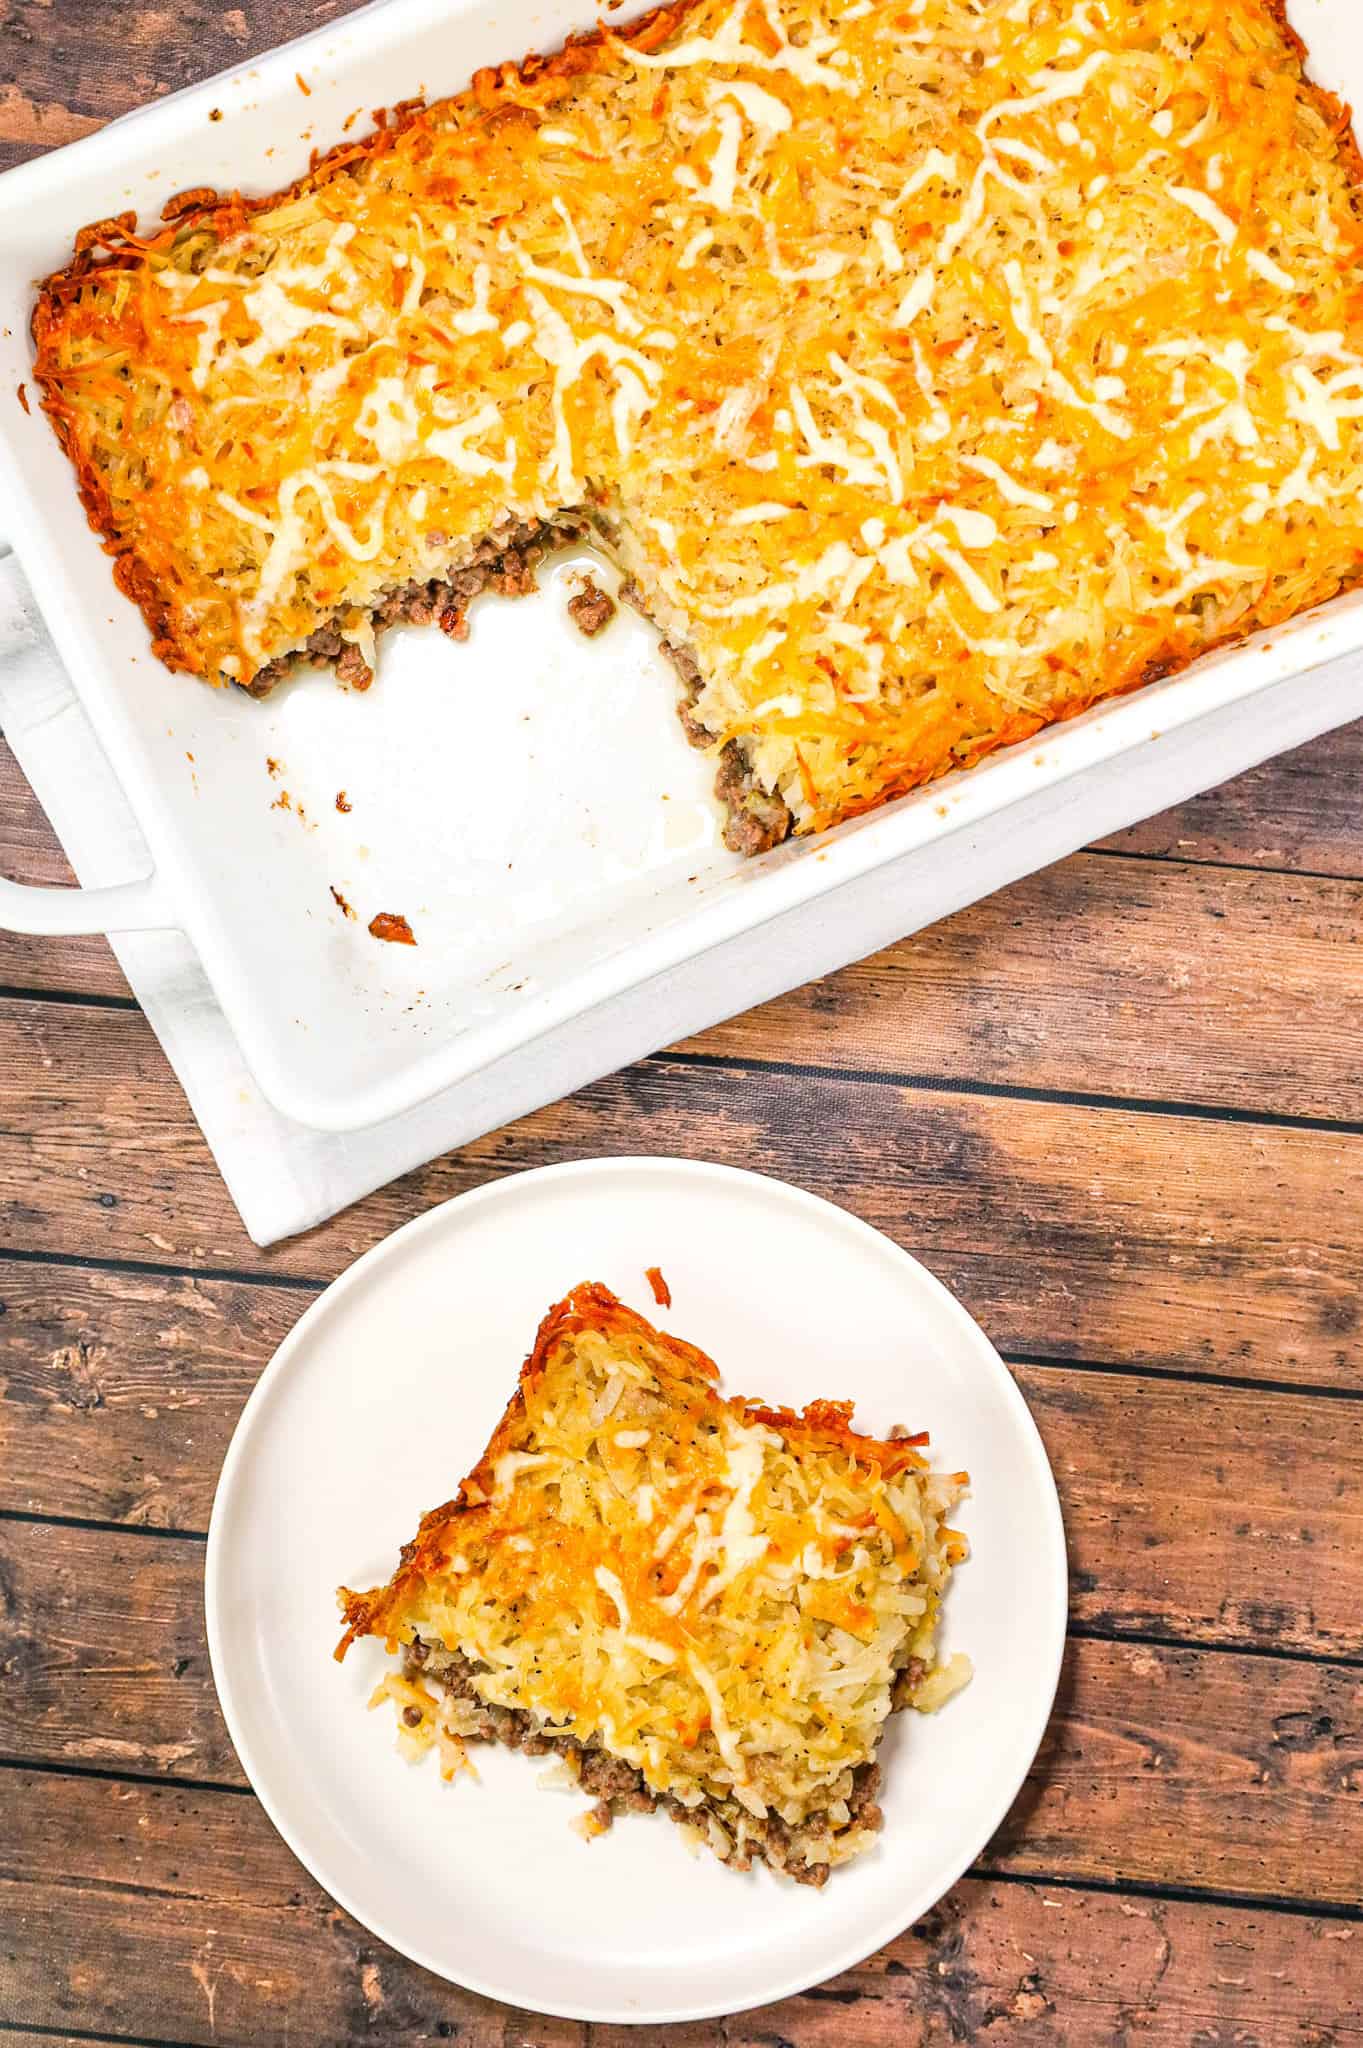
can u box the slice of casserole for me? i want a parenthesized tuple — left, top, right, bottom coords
(337, 1282, 970, 1884)
(31, 0, 1363, 853)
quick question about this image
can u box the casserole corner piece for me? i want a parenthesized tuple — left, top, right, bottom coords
(337, 1281, 972, 1884)
(27, 0, 1363, 857)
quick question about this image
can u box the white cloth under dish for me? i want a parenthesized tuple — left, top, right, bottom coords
(0, 544, 554, 1245)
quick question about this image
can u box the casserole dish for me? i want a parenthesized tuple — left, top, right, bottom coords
(1, 0, 1362, 1133)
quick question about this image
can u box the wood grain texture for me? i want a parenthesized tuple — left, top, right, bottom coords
(1099, 716, 1363, 879)
(995, 1639, 1363, 1903)
(2, 1519, 1359, 1905)
(0, 0, 364, 173)
(688, 853, 1363, 1120)
(0, 1264, 298, 1531)
(2, 1261, 1361, 1658)
(0, 2036, 175, 2048)
(1021, 1369, 1363, 1661)
(2, 999, 1360, 1389)
(0, 1520, 233, 1781)
(1, 1769, 1360, 2048)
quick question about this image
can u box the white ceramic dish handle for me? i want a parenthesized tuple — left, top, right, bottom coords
(0, 731, 174, 934)
(0, 866, 175, 935)
(0, 524, 178, 933)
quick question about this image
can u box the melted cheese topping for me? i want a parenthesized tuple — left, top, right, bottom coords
(34, 0, 1363, 836)
(342, 1284, 967, 1858)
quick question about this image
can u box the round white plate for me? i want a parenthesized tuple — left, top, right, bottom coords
(206, 1157, 1066, 2024)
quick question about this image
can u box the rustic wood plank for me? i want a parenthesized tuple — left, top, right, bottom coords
(2, 1263, 1360, 1658)
(8, 733, 1363, 1121)
(688, 855, 1363, 1121)
(0, 1264, 298, 1531)
(1, 1000, 1360, 1389)
(993, 1639, 1363, 1902)
(1100, 717, 1363, 879)
(2, 1519, 1359, 1904)
(0, 1764, 579, 2045)
(0, 1521, 235, 1781)
(0, 2036, 180, 2048)
(0, 0, 365, 174)
(0, 2035, 213, 2048)
(1, 1769, 1359, 2047)
(610, 1883, 1363, 2048)
(1019, 1369, 1363, 1662)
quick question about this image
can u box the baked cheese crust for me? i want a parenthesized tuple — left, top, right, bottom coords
(32, 0, 1363, 848)
(337, 1282, 970, 1882)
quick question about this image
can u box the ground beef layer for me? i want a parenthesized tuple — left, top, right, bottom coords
(245, 521, 788, 857)
(405, 1636, 886, 1887)
(242, 514, 587, 696)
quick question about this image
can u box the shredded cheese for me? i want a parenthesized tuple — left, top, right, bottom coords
(338, 1283, 970, 1876)
(32, 0, 1363, 843)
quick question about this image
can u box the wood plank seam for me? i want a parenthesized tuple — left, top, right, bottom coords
(1062, 1622, 1363, 1673)
(0, 1508, 208, 1546)
(0, 1245, 323, 1296)
(0, 985, 140, 1013)
(663, 1046, 1363, 1140)
(0, 2023, 199, 2048)
(0, 1755, 254, 1798)
(7, 979, 1363, 1136)
(4, 1240, 1356, 1403)
(1004, 1351, 1363, 1404)
(1085, 844, 1363, 887)
(0, 2027, 200, 2048)
(970, 1864, 1363, 1925)
(3, 1747, 1359, 1928)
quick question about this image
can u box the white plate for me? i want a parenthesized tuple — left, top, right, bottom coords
(205, 1158, 1067, 2023)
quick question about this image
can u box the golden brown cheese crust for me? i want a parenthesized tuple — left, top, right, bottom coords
(338, 1279, 936, 1653)
(337, 1282, 970, 1874)
(31, 0, 1363, 844)
(337, 1281, 725, 1654)
(29, 4, 696, 679)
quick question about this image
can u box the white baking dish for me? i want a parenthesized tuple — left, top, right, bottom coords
(1, 0, 1361, 1134)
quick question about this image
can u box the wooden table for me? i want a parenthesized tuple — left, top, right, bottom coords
(3, 15, 1363, 2041)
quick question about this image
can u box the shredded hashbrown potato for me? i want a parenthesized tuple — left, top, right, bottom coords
(31, 0, 1363, 844)
(338, 1283, 970, 1879)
